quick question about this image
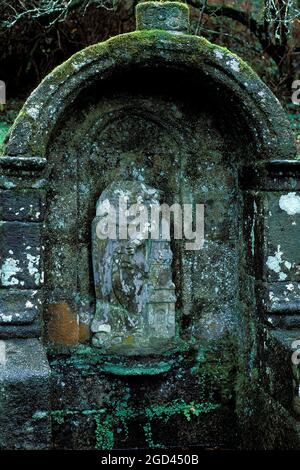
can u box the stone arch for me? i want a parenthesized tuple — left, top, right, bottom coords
(1, 31, 295, 165)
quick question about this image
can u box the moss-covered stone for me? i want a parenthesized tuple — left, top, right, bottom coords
(0, 0, 298, 451)
(2, 28, 294, 161)
(136, 1, 189, 33)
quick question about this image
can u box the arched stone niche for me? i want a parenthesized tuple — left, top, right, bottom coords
(0, 35, 295, 346)
(0, 1, 299, 450)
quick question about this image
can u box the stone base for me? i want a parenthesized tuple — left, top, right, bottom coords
(0, 338, 51, 449)
(48, 349, 236, 450)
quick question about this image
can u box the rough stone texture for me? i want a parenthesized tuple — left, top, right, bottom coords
(0, 189, 45, 222)
(0, 222, 43, 288)
(0, 289, 42, 325)
(0, 339, 51, 449)
(136, 1, 190, 33)
(48, 345, 237, 450)
(2, 31, 294, 162)
(0, 0, 299, 450)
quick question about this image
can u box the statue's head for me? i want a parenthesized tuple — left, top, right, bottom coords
(96, 180, 161, 218)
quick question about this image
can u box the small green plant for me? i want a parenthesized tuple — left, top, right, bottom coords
(0, 121, 9, 153)
(94, 414, 114, 450)
(143, 399, 219, 448)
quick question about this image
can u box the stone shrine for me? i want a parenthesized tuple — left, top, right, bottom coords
(0, 0, 299, 450)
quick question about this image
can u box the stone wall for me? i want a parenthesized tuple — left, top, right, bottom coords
(0, 0, 299, 450)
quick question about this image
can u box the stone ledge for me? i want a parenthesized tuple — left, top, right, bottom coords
(270, 328, 300, 350)
(260, 282, 300, 315)
(0, 321, 42, 339)
(240, 160, 300, 190)
(0, 155, 47, 171)
(267, 315, 300, 329)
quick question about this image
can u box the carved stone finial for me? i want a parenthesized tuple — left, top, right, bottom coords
(136, 1, 190, 34)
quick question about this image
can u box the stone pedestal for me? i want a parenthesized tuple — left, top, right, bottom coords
(0, 339, 51, 449)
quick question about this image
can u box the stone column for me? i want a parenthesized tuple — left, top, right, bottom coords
(0, 156, 51, 449)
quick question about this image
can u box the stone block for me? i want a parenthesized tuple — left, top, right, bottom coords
(0, 221, 43, 289)
(263, 192, 300, 282)
(0, 339, 51, 449)
(0, 189, 45, 222)
(0, 289, 42, 325)
(261, 281, 300, 315)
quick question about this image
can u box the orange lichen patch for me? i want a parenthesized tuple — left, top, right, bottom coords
(123, 335, 134, 345)
(44, 302, 79, 345)
(79, 322, 90, 343)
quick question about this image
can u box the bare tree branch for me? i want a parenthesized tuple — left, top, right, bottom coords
(0, 0, 117, 28)
(188, 0, 298, 69)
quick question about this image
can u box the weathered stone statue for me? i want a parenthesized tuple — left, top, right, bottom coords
(91, 181, 176, 353)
